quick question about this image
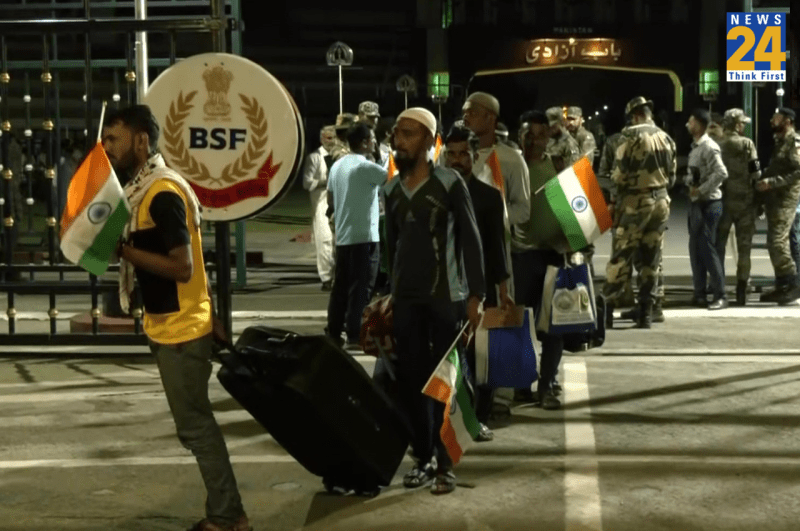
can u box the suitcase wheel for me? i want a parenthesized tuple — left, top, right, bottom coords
(354, 487, 380, 498)
(322, 477, 381, 498)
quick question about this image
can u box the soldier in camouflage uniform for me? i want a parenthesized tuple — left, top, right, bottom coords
(754, 107, 800, 304)
(716, 108, 761, 306)
(604, 96, 676, 329)
(357, 101, 389, 165)
(602, 120, 667, 322)
(566, 106, 597, 165)
(329, 113, 357, 163)
(545, 107, 580, 173)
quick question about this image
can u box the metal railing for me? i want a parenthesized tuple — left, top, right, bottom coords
(0, 0, 240, 345)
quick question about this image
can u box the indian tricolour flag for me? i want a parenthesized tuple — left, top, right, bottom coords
(59, 142, 131, 276)
(422, 327, 481, 466)
(543, 157, 612, 252)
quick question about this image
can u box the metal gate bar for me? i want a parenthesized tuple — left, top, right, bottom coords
(0, 1, 238, 345)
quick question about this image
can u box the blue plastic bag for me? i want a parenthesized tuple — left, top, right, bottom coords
(474, 307, 539, 389)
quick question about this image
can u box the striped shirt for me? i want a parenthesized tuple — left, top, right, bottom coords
(383, 165, 485, 303)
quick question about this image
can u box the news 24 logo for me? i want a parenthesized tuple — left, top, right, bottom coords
(726, 12, 786, 82)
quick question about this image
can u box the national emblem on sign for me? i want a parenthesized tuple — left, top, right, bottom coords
(202, 64, 234, 119)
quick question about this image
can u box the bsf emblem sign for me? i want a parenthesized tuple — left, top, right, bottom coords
(144, 53, 304, 221)
(726, 12, 787, 82)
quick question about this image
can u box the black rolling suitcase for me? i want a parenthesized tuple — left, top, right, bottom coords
(216, 325, 410, 496)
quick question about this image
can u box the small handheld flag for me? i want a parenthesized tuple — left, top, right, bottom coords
(60, 103, 131, 275)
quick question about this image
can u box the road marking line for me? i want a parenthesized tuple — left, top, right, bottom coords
(656, 308, 800, 318)
(564, 359, 603, 531)
(4, 453, 800, 471)
(0, 310, 330, 321)
(587, 355, 800, 362)
(0, 371, 161, 390)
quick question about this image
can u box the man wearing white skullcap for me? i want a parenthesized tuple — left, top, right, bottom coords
(376, 107, 485, 495)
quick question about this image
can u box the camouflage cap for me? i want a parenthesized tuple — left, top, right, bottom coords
(625, 96, 654, 116)
(777, 107, 796, 121)
(722, 108, 751, 126)
(358, 101, 380, 116)
(567, 106, 583, 118)
(335, 113, 357, 130)
(545, 106, 564, 126)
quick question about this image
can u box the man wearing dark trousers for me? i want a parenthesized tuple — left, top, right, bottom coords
(685, 108, 729, 310)
(325, 122, 387, 350)
(444, 124, 512, 441)
(382, 108, 484, 495)
(105, 105, 251, 531)
(513, 110, 565, 410)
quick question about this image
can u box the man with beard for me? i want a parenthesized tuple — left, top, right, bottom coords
(303, 125, 336, 291)
(566, 106, 597, 164)
(358, 101, 389, 165)
(104, 105, 251, 531)
(716, 108, 761, 306)
(444, 124, 511, 440)
(545, 106, 580, 173)
(382, 107, 484, 495)
(755, 107, 800, 304)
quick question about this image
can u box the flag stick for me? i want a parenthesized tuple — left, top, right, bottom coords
(421, 320, 471, 392)
(96, 101, 108, 144)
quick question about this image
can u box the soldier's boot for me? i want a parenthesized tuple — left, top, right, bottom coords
(605, 303, 615, 330)
(736, 280, 748, 306)
(775, 275, 800, 306)
(762, 276, 797, 304)
(634, 300, 653, 329)
(620, 300, 664, 322)
(652, 300, 665, 323)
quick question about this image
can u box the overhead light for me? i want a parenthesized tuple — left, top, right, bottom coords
(603, 105, 608, 110)
(776, 87, 785, 97)
(595, 111, 599, 116)
(569, 38, 575, 44)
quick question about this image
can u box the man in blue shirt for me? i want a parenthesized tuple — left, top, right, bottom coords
(326, 122, 387, 349)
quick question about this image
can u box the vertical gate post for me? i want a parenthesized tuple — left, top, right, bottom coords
(0, 36, 16, 334)
(134, 0, 149, 102)
(42, 33, 58, 335)
(211, 0, 233, 341)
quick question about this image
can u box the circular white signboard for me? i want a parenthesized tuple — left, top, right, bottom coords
(144, 53, 303, 221)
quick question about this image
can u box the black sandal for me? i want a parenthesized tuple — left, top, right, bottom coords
(403, 462, 434, 488)
(431, 470, 457, 495)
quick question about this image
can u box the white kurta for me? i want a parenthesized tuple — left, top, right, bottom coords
(303, 146, 334, 283)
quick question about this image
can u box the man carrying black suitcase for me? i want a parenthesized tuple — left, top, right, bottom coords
(106, 105, 251, 531)
(382, 107, 485, 495)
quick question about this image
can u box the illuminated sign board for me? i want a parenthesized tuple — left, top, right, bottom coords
(526, 38, 622, 66)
